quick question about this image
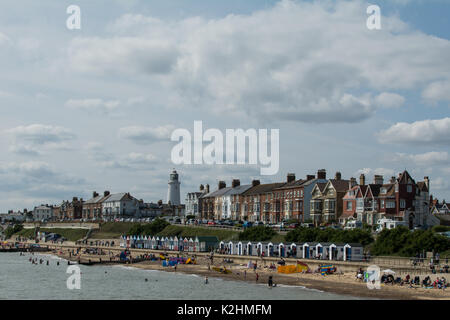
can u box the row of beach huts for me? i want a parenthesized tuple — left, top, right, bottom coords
(119, 235, 365, 261)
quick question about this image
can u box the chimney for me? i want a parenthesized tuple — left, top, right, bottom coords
(373, 175, 384, 185)
(317, 169, 326, 180)
(73, 197, 78, 202)
(287, 173, 295, 183)
(93, 191, 99, 198)
(104, 191, 110, 197)
(335, 172, 341, 181)
(232, 179, 241, 188)
(390, 176, 396, 184)
(218, 181, 226, 190)
(307, 175, 315, 181)
(199, 184, 204, 191)
(360, 174, 365, 186)
(424, 176, 429, 191)
(205, 184, 210, 194)
(349, 177, 357, 188)
(252, 180, 261, 187)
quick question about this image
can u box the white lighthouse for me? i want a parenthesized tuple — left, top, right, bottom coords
(167, 169, 181, 205)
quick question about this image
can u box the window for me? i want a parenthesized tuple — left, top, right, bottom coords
(386, 201, 395, 209)
(400, 199, 406, 209)
(346, 201, 353, 210)
(407, 185, 412, 193)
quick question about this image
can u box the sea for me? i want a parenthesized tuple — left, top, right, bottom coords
(0, 252, 358, 300)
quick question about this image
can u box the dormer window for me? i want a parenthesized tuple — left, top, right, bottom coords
(381, 187, 387, 194)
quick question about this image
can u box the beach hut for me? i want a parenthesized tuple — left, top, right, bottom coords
(194, 236, 218, 252)
(302, 243, 310, 259)
(329, 243, 345, 261)
(344, 243, 364, 261)
(246, 242, 253, 256)
(288, 243, 301, 258)
(315, 243, 332, 260)
(182, 238, 189, 252)
(278, 243, 286, 257)
(227, 241, 234, 255)
(236, 242, 243, 255)
(219, 241, 225, 252)
(188, 238, 194, 252)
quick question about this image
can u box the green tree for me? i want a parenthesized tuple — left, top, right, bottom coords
(238, 226, 276, 241)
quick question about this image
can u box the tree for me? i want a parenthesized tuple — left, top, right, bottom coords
(238, 226, 276, 241)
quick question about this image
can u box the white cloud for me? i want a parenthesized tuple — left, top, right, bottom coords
(375, 92, 405, 108)
(6, 124, 76, 145)
(422, 81, 450, 103)
(378, 118, 450, 145)
(63, 0, 450, 123)
(393, 151, 449, 166)
(118, 125, 175, 144)
(65, 98, 120, 111)
(355, 168, 396, 179)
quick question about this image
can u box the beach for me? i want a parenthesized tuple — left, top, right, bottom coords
(49, 245, 450, 300)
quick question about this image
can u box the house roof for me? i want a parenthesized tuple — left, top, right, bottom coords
(243, 183, 286, 195)
(417, 181, 429, 193)
(224, 184, 254, 196)
(328, 179, 351, 192)
(275, 179, 307, 190)
(103, 193, 134, 202)
(196, 236, 219, 242)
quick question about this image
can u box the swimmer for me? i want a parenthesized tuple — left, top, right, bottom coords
(145, 278, 148, 282)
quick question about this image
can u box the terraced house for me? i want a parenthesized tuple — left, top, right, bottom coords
(310, 172, 351, 226)
(241, 180, 284, 223)
(82, 191, 111, 220)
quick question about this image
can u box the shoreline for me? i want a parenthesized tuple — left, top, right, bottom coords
(6, 240, 450, 301)
(48, 250, 450, 300)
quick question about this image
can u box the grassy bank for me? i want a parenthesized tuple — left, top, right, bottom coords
(16, 228, 88, 242)
(89, 222, 140, 239)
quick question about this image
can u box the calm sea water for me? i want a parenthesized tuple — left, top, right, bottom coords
(0, 253, 357, 300)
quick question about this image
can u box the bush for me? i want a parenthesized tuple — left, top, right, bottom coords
(370, 226, 450, 256)
(238, 226, 276, 241)
(432, 225, 450, 233)
(4, 224, 24, 239)
(285, 227, 374, 246)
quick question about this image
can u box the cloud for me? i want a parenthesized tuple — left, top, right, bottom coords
(375, 92, 405, 108)
(65, 98, 120, 112)
(377, 118, 450, 145)
(355, 168, 396, 179)
(6, 124, 76, 145)
(422, 81, 450, 103)
(9, 144, 41, 156)
(393, 151, 449, 166)
(118, 125, 175, 144)
(63, 0, 450, 123)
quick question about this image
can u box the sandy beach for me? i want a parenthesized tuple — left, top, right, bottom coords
(50, 247, 450, 300)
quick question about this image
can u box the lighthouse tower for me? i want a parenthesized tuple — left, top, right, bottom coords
(167, 169, 181, 205)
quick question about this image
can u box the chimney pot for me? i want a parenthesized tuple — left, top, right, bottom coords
(218, 181, 226, 190)
(307, 175, 315, 181)
(252, 180, 261, 187)
(360, 174, 366, 186)
(317, 169, 326, 180)
(335, 172, 342, 180)
(287, 173, 295, 183)
(232, 179, 241, 188)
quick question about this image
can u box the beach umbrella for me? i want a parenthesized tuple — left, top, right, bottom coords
(382, 269, 395, 274)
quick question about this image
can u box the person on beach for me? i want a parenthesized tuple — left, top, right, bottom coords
(256, 273, 259, 282)
(268, 275, 273, 288)
(244, 270, 247, 279)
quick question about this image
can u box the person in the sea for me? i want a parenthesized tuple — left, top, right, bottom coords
(205, 276, 208, 284)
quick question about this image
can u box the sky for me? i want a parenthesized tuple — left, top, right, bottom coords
(0, 0, 450, 212)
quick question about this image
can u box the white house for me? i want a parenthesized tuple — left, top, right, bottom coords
(33, 205, 53, 221)
(102, 193, 140, 220)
